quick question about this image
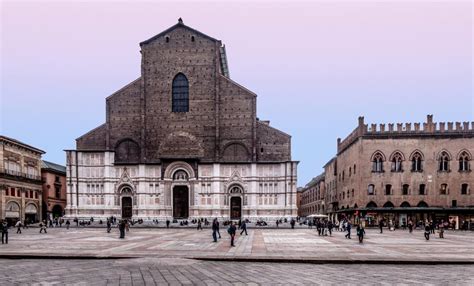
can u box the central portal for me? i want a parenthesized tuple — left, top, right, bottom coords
(173, 186, 189, 218)
(122, 197, 132, 218)
(230, 197, 242, 219)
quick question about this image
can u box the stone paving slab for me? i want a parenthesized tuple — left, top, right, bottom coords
(0, 258, 473, 285)
(0, 227, 473, 263)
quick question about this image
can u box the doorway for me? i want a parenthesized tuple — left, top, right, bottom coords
(122, 197, 133, 218)
(173, 186, 189, 218)
(230, 197, 242, 220)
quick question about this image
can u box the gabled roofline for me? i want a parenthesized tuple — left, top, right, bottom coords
(257, 120, 291, 138)
(76, 123, 106, 141)
(219, 74, 257, 97)
(140, 19, 219, 46)
(0, 135, 45, 154)
(106, 78, 141, 101)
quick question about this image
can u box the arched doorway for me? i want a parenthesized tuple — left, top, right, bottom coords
(173, 186, 189, 218)
(230, 197, 242, 219)
(25, 204, 38, 223)
(52, 205, 63, 218)
(122, 197, 132, 218)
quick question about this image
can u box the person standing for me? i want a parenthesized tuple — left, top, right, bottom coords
(228, 222, 237, 247)
(408, 220, 413, 233)
(107, 219, 112, 233)
(166, 219, 170, 229)
(240, 220, 248, 236)
(439, 222, 445, 239)
(345, 222, 352, 239)
(1, 220, 8, 244)
(212, 218, 218, 242)
(197, 220, 203, 231)
(119, 220, 126, 239)
(379, 219, 384, 234)
(276, 220, 279, 228)
(66, 220, 70, 230)
(290, 218, 296, 229)
(424, 224, 430, 240)
(39, 221, 47, 233)
(15, 220, 22, 234)
(357, 225, 366, 243)
(328, 220, 333, 236)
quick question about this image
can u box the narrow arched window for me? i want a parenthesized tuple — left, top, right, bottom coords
(438, 151, 450, 172)
(372, 152, 384, 172)
(458, 151, 470, 172)
(391, 152, 403, 172)
(411, 152, 423, 172)
(172, 73, 189, 112)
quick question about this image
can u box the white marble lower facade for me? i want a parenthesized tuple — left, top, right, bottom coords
(65, 151, 298, 220)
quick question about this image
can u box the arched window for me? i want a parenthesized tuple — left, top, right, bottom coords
(366, 201, 377, 208)
(458, 151, 471, 172)
(172, 73, 189, 112)
(438, 151, 451, 172)
(173, 170, 189, 181)
(371, 151, 385, 173)
(400, 201, 411, 208)
(390, 152, 403, 172)
(115, 139, 140, 163)
(411, 151, 423, 172)
(367, 184, 375, 195)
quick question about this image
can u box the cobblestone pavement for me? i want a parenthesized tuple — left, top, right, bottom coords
(1, 227, 474, 262)
(1, 258, 473, 285)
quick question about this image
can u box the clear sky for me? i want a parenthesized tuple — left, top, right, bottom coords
(1, 0, 473, 186)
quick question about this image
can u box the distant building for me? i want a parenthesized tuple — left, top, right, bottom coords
(65, 19, 298, 220)
(299, 174, 326, 217)
(41, 161, 66, 220)
(0, 135, 44, 224)
(325, 115, 474, 229)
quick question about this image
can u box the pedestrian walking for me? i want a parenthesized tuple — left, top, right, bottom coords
(240, 220, 248, 235)
(345, 222, 352, 239)
(212, 218, 219, 242)
(424, 224, 430, 240)
(166, 219, 170, 228)
(328, 221, 333, 236)
(39, 221, 47, 233)
(66, 220, 70, 230)
(290, 218, 295, 229)
(357, 225, 366, 243)
(15, 220, 22, 234)
(276, 220, 279, 228)
(379, 220, 384, 234)
(228, 222, 237, 247)
(197, 220, 203, 231)
(1, 220, 8, 244)
(107, 219, 112, 233)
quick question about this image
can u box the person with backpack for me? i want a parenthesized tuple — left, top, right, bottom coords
(228, 222, 237, 247)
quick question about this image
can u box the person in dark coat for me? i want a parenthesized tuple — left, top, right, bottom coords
(166, 219, 170, 228)
(66, 220, 70, 230)
(357, 225, 366, 243)
(379, 220, 384, 233)
(240, 220, 248, 235)
(424, 224, 430, 240)
(345, 222, 352, 239)
(290, 218, 296, 229)
(197, 220, 203, 231)
(1, 220, 8, 244)
(212, 218, 218, 242)
(107, 219, 112, 233)
(228, 222, 237, 247)
(119, 220, 126, 239)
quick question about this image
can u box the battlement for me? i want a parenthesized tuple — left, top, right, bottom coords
(337, 115, 474, 154)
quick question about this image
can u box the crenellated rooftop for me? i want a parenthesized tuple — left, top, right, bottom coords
(337, 115, 474, 154)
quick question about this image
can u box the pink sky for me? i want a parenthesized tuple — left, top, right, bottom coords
(1, 1, 472, 185)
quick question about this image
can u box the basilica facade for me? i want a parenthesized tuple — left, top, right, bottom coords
(65, 19, 298, 220)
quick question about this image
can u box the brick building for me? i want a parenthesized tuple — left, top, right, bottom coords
(299, 174, 325, 217)
(318, 115, 474, 229)
(0, 136, 44, 225)
(65, 19, 298, 220)
(41, 161, 67, 221)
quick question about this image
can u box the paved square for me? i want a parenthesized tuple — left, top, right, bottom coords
(1, 226, 473, 263)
